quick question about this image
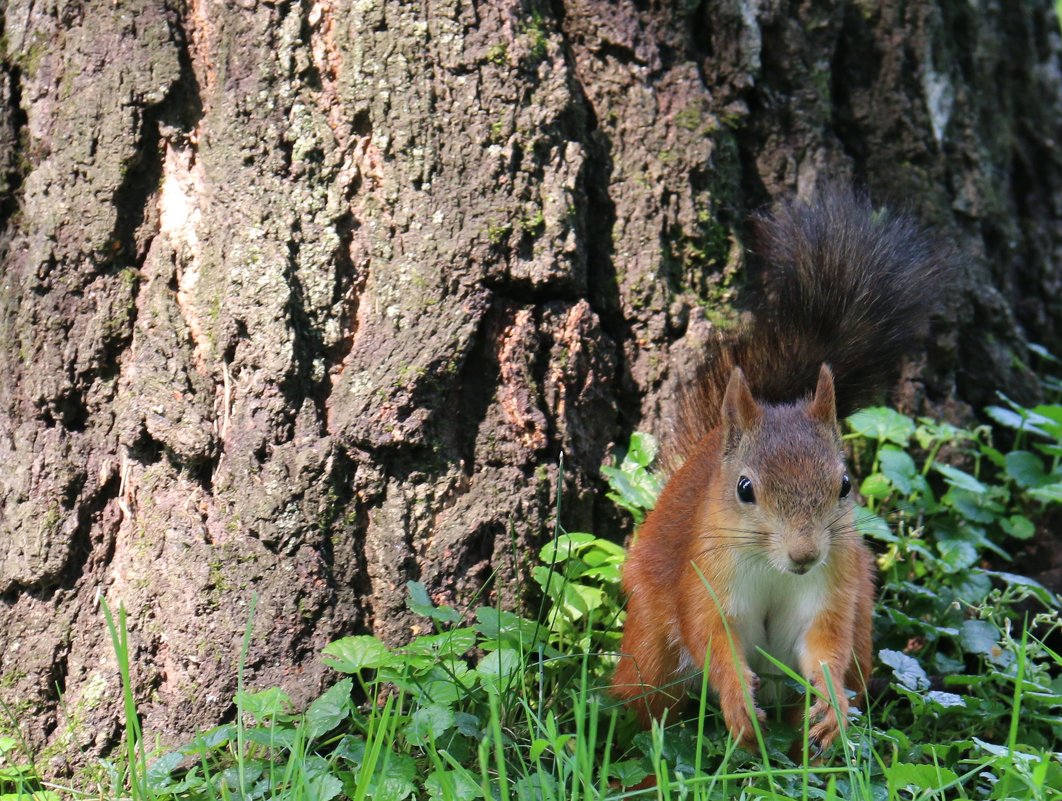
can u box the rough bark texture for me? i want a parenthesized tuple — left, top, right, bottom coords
(0, 0, 1059, 772)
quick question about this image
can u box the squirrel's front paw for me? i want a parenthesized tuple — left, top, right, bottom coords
(721, 674, 766, 750)
(806, 694, 848, 749)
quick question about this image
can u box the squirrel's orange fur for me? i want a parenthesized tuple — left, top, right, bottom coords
(611, 184, 949, 750)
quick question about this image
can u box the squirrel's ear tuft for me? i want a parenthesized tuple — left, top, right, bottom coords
(722, 367, 762, 436)
(808, 364, 837, 425)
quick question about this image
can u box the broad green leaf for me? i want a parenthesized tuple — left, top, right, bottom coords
(477, 648, 522, 692)
(983, 570, 1058, 607)
(985, 398, 1052, 437)
(242, 726, 298, 749)
(474, 608, 543, 648)
(999, 514, 1036, 540)
(454, 712, 482, 738)
(879, 649, 929, 691)
(933, 651, 965, 675)
(406, 581, 462, 624)
(235, 686, 292, 722)
(859, 473, 891, 500)
(601, 466, 661, 514)
(848, 407, 915, 445)
(146, 751, 186, 789)
(959, 620, 1000, 655)
(944, 489, 997, 523)
(322, 635, 395, 673)
(404, 704, 455, 746)
(924, 690, 966, 709)
(403, 628, 477, 658)
(854, 508, 896, 542)
(1030, 403, 1062, 436)
(538, 532, 596, 563)
(952, 570, 993, 605)
(933, 463, 987, 494)
(304, 678, 352, 740)
(182, 723, 235, 754)
(885, 762, 959, 790)
(608, 760, 653, 788)
(879, 446, 917, 494)
(936, 539, 978, 573)
(1004, 450, 1050, 488)
(625, 431, 659, 468)
(305, 774, 345, 801)
(972, 737, 1038, 762)
(1028, 482, 1062, 503)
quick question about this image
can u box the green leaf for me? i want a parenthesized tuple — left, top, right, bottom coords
(999, 514, 1036, 540)
(854, 507, 896, 542)
(848, 407, 915, 445)
(601, 465, 661, 515)
(885, 762, 959, 790)
(474, 608, 542, 647)
(972, 737, 1038, 762)
(406, 581, 462, 624)
(322, 636, 395, 673)
(306, 774, 345, 801)
(944, 489, 997, 523)
(859, 473, 891, 500)
(936, 539, 978, 573)
(1028, 482, 1062, 503)
(242, 726, 297, 749)
(1004, 451, 1050, 488)
(952, 570, 994, 605)
(454, 711, 482, 739)
(476, 648, 522, 692)
(983, 570, 1058, 607)
(625, 431, 659, 468)
(304, 678, 352, 740)
(608, 759, 653, 788)
(146, 751, 186, 790)
(1027, 342, 1058, 362)
(879, 446, 917, 494)
(404, 704, 455, 746)
(933, 462, 987, 493)
(235, 686, 292, 722)
(403, 628, 477, 658)
(985, 401, 1051, 438)
(538, 532, 596, 564)
(924, 690, 966, 709)
(879, 649, 930, 691)
(183, 723, 235, 754)
(959, 620, 1000, 655)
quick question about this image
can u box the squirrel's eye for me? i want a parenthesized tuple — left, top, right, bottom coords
(736, 475, 756, 504)
(840, 473, 852, 499)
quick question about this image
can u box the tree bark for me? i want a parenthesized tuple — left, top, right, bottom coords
(0, 0, 1059, 771)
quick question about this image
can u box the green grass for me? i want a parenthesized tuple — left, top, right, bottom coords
(3, 386, 1062, 800)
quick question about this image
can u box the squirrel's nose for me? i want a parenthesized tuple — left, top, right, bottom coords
(787, 545, 820, 573)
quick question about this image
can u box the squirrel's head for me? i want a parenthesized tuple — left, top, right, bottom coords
(718, 364, 854, 576)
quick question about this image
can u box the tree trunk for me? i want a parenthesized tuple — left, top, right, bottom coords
(0, 0, 1059, 771)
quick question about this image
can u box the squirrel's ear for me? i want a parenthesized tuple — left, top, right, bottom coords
(722, 367, 762, 435)
(808, 364, 837, 425)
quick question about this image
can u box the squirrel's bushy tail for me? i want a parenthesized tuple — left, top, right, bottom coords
(673, 182, 952, 461)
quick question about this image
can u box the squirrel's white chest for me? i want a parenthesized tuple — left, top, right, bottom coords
(725, 564, 830, 698)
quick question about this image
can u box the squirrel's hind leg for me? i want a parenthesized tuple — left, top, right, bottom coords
(611, 594, 686, 728)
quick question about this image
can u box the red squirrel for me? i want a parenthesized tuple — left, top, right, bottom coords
(612, 183, 950, 750)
